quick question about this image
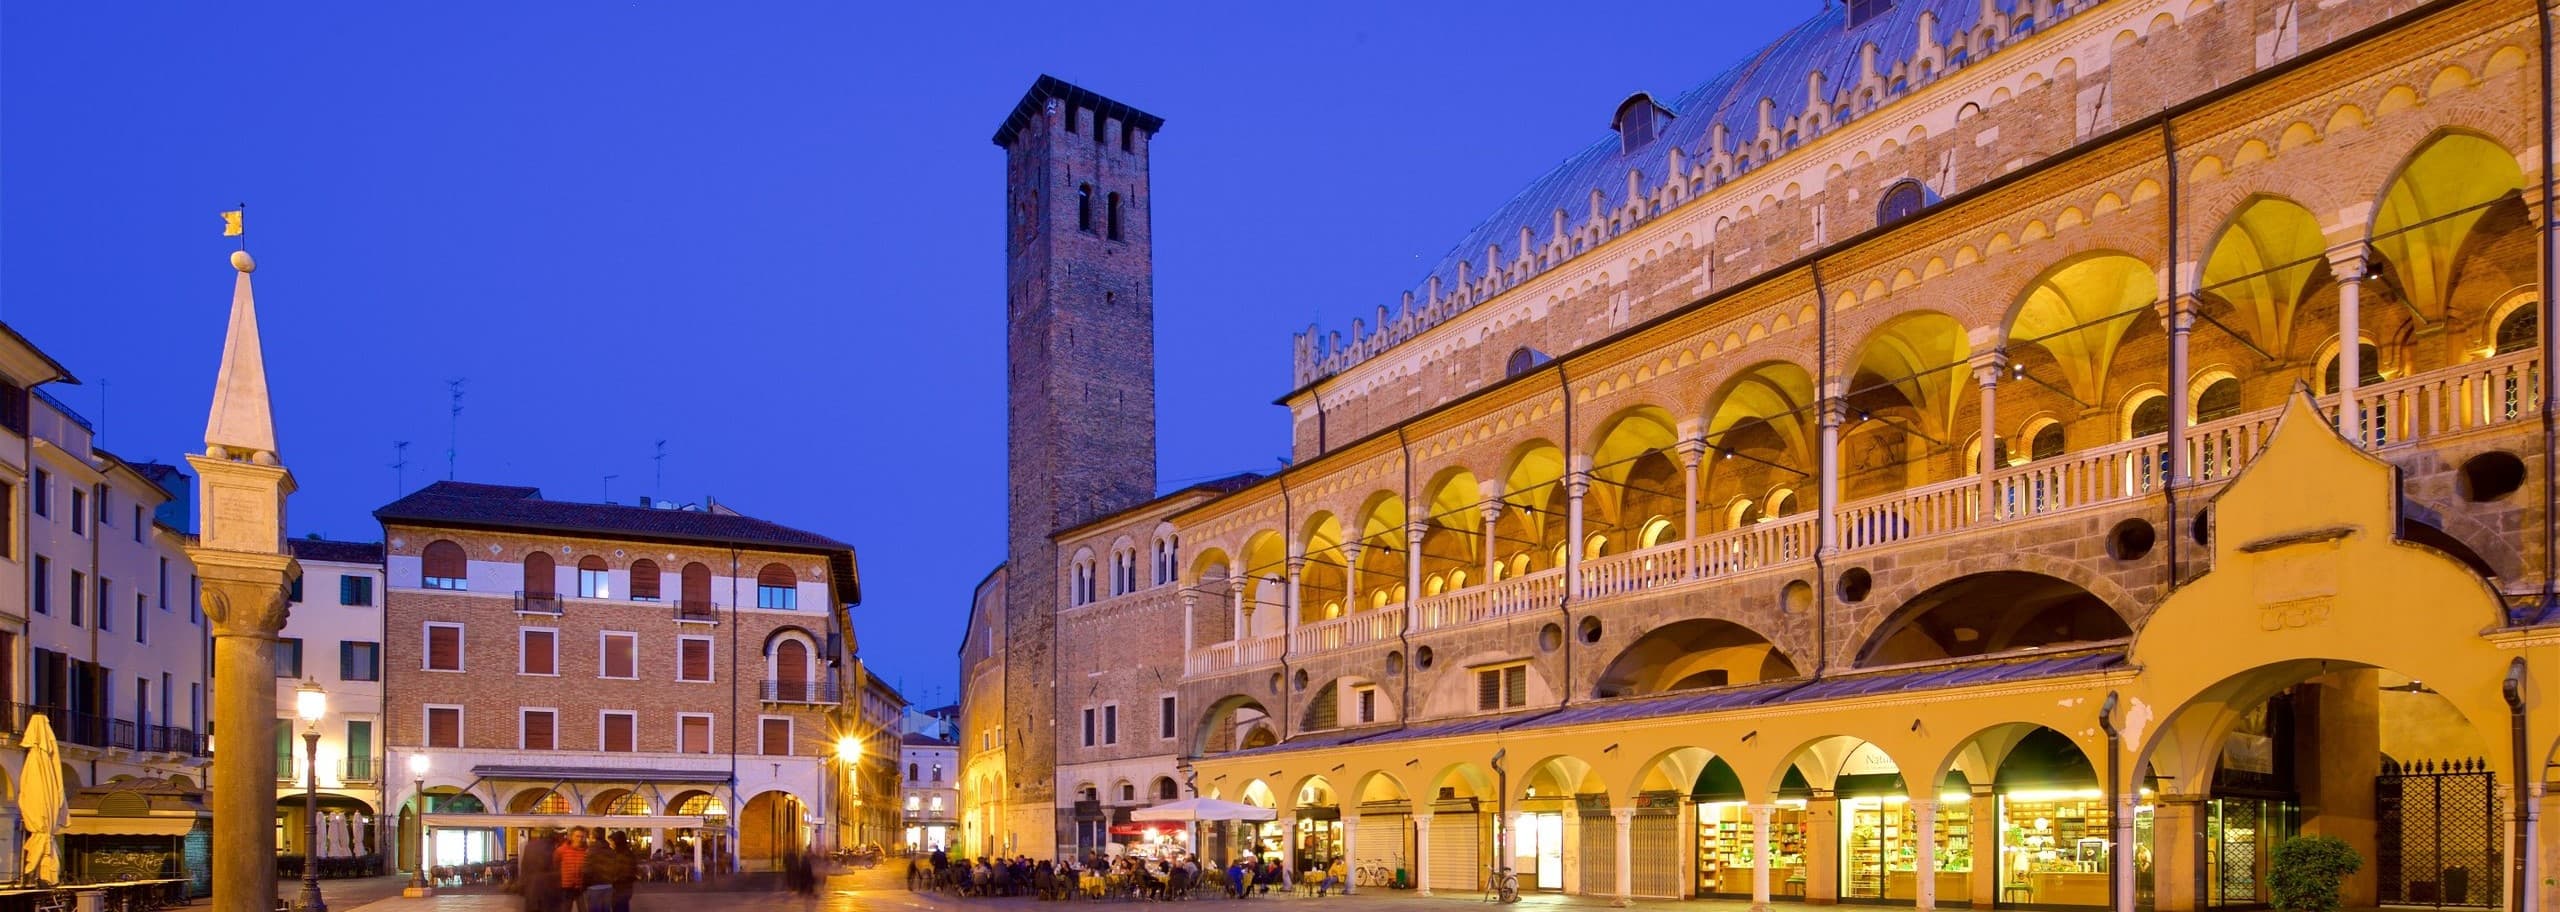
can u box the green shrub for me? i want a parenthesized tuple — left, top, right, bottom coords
(2268, 835, 2362, 912)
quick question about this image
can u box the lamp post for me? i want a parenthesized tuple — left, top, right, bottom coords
(405, 753, 433, 897)
(296, 679, 329, 912)
(834, 736, 861, 854)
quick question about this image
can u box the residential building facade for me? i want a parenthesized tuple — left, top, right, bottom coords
(900, 732, 957, 853)
(966, 2, 2560, 911)
(272, 538, 387, 863)
(378, 482, 859, 874)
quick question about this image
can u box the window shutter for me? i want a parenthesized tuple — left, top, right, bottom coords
(346, 720, 372, 761)
(681, 716, 711, 753)
(524, 711, 553, 750)
(427, 626, 461, 671)
(422, 541, 466, 585)
(428, 708, 459, 748)
(275, 719, 292, 771)
(1505, 666, 1527, 707)
(522, 552, 555, 598)
(681, 563, 711, 605)
(680, 640, 709, 682)
(340, 641, 355, 680)
(606, 635, 635, 678)
(630, 560, 661, 600)
(1104, 705, 1117, 744)
(604, 715, 634, 752)
(761, 718, 790, 756)
(523, 630, 555, 676)
(1477, 670, 1499, 711)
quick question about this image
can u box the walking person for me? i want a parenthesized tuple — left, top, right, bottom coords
(592, 832, 639, 912)
(555, 826, 592, 912)
(519, 829, 562, 912)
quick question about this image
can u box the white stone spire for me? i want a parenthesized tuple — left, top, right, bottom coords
(204, 249, 279, 463)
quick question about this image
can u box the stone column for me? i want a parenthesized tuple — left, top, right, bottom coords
(1181, 592, 1199, 656)
(1340, 541, 1365, 613)
(2166, 299, 2195, 485)
(1414, 813, 1435, 897)
(1969, 785, 1997, 910)
(1748, 803, 1775, 912)
(1612, 807, 1636, 907)
(1480, 495, 1506, 584)
(1341, 807, 1359, 895)
(1404, 522, 1427, 627)
(1818, 390, 1845, 553)
(1971, 356, 2002, 520)
(1805, 790, 1840, 905)
(2329, 245, 2370, 439)
(1285, 554, 1307, 630)
(1227, 573, 1248, 639)
(1564, 456, 1593, 595)
(2150, 794, 2208, 912)
(1277, 813, 1298, 880)
(1675, 431, 1707, 549)
(1909, 798, 1938, 912)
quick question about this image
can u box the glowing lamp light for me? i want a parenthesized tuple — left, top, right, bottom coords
(295, 678, 328, 726)
(409, 753, 431, 777)
(835, 735, 862, 763)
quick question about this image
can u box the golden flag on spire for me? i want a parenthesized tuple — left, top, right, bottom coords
(221, 210, 244, 237)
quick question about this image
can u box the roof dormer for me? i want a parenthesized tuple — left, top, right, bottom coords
(1613, 92, 1675, 154)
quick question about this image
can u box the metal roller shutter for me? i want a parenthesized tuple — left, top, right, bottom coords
(1354, 814, 1404, 884)
(1428, 814, 1480, 894)
(1631, 812, 1683, 898)
(1579, 814, 1616, 896)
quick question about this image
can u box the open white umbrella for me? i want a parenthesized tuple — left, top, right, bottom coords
(17, 714, 66, 885)
(1128, 797, 1274, 823)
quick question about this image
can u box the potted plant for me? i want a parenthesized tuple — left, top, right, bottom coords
(2267, 835, 2361, 912)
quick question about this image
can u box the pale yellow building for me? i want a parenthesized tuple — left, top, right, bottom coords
(970, 1, 2560, 909)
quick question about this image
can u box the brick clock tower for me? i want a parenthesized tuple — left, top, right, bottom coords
(993, 76, 1163, 854)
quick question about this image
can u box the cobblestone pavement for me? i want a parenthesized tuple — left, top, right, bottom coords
(335, 863, 1783, 912)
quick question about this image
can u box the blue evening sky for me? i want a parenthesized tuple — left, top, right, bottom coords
(2, 2, 1802, 702)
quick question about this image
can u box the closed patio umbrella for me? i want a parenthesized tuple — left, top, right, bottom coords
(18, 714, 66, 885)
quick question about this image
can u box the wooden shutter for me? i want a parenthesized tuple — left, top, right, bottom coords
(629, 560, 661, 600)
(422, 541, 465, 583)
(776, 639, 809, 700)
(680, 716, 711, 754)
(522, 630, 555, 676)
(761, 718, 791, 756)
(680, 639, 709, 682)
(523, 710, 554, 750)
(522, 552, 555, 597)
(757, 563, 795, 587)
(1505, 666, 1527, 707)
(1477, 669, 1499, 711)
(427, 626, 461, 672)
(427, 707, 460, 748)
(681, 563, 711, 604)
(603, 714, 634, 752)
(604, 635, 635, 678)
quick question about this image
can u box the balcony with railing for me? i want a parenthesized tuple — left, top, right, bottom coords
(672, 598, 719, 623)
(760, 679, 841, 704)
(8, 704, 206, 756)
(342, 756, 377, 782)
(1177, 354, 2543, 677)
(515, 590, 565, 616)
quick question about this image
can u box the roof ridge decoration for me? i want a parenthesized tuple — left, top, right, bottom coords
(1291, 0, 2078, 390)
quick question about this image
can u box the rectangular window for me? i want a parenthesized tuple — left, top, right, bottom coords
(339, 576, 373, 607)
(1160, 695, 1176, 740)
(158, 559, 167, 611)
(424, 623, 464, 672)
(600, 711, 636, 752)
(135, 593, 146, 643)
(288, 574, 303, 604)
(68, 570, 84, 626)
(69, 488, 85, 535)
(426, 705, 462, 748)
(759, 717, 792, 756)
(677, 637, 712, 682)
(32, 555, 48, 615)
(599, 632, 637, 679)
(578, 569, 610, 599)
(678, 713, 713, 754)
(0, 481, 12, 560)
(340, 641, 381, 682)
(31, 469, 49, 517)
(1103, 704, 1118, 745)
(275, 638, 303, 678)
(520, 708, 556, 751)
(96, 578, 110, 632)
(189, 575, 200, 624)
(1082, 708, 1096, 748)
(757, 583, 796, 610)
(131, 504, 142, 542)
(275, 718, 292, 776)
(1357, 687, 1377, 724)
(346, 720, 372, 778)
(190, 683, 201, 732)
(520, 628, 557, 676)
(1476, 664, 1528, 712)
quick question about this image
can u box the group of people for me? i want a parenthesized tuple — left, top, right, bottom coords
(514, 827, 642, 912)
(905, 847, 1350, 900)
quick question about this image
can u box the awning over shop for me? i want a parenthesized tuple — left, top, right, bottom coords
(65, 815, 198, 836)
(424, 814, 709, 830)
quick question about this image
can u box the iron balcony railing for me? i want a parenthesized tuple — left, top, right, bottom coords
(11, 704, 153, 751)
(342, 756, 377, 782)
(672, 598, 719, 622)
(140, 724, 208, 756)
(516, 591, 565, 615)
(759, 680, 840, 704)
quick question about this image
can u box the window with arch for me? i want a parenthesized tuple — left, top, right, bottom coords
(1106, 192, 1123, 241)
(2495, 303, 2538, 355)
(1077, 184, 1094, 232)
(756, 563, 798, 610)
(1506, 347, 1550, 378)
(1877, 179, 1930, 226)
(2126, 394, 2170, 440)
(628, 559, 660, 601)
(1151, 535, 1178, 586)
(2319, 342, 2385, 394)
(2194, 376, 2243, 423)
(522, 551, 556, 598)
(1070, 554, 1097, 606)
(577, 555, 610, 599)
(2029, 423, 2066, 461)
(768, 633, 815, 702)
(1155, 777, 1179, 801)
(908, 762, 919, 782)
(422, 541, 467, 590)
(680, 562, 711, 610)
(1118, 782, 1136, 803)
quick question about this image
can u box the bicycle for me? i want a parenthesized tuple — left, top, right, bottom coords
(1355, 861, 1397, 888)
(1484, 866, 1519, 904)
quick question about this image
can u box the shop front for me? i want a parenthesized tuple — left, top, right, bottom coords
(1836, 772, 1973, 906)
(1693, 759, 1804, 900)
(1990, 729, 2112, 908)
(1425, 800, 1481, 894)
(1510, 806, 1566, 892)
(1350, 802, 1410, 889)
(1293, 807, 1343, 873)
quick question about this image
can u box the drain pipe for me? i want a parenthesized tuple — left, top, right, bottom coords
(1394, 427, 1416, 737)
(2099, 692, 2125, 912)
(1277, 475, 1296, 741)
(2538, 0, 2558, 624)
(2500, 657, 2527, 912)
(1491, 748, 1510, 891)
(1555, 364, 1578, 708)
(2162, 117, 2187, 590)
(1809, 261, 1836, 677)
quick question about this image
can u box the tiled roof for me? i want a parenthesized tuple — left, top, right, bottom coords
(378, 480, 852, 554)
(1221, 650, 2125, 760)
(287, 538, 385, 565)
(902, 732, 956, 748)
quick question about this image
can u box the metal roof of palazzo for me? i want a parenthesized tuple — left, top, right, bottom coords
(1376, 0, 2056, 346)
(1218, 650, 2125, 761)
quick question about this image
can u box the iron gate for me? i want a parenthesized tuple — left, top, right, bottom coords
(2375, 758, 2501, 908)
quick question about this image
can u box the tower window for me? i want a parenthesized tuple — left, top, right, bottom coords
(1505, 347, 1551, 378)
(1106, 193, 1123, 240)
(1121, 127, 1134, 153)
(1877, 179, 1930, 226)
(1077, 185, 1094, 232)
(1065, 106, 1078, 136)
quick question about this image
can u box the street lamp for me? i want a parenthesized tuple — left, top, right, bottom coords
(295, 678, 329, 912)
(834, 736, 861, 852)
(405, 753, 433, 897)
